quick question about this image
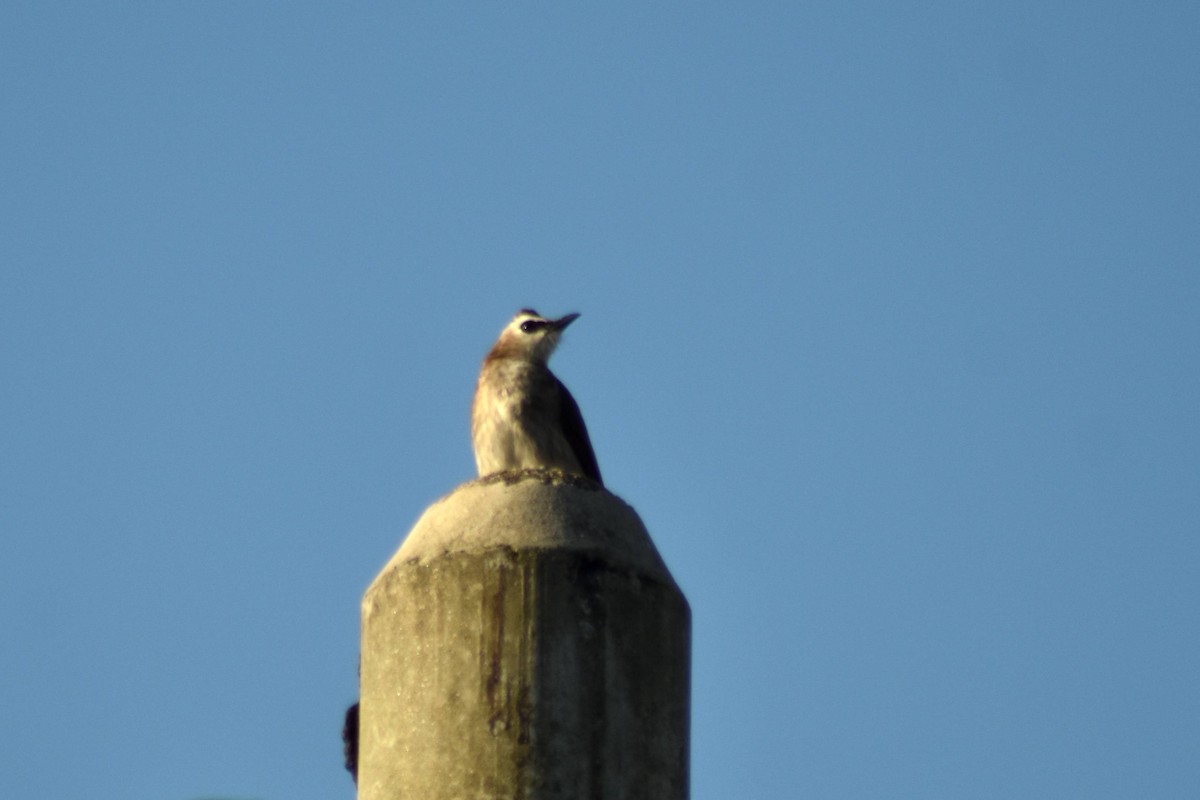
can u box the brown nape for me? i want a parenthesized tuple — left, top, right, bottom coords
(483, 335, 525, 362)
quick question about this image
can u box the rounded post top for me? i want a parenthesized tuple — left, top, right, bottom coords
(376, 469, 676, 588)
(358, 468, 691, 800)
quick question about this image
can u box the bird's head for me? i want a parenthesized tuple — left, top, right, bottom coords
(487, 308, 580, 365)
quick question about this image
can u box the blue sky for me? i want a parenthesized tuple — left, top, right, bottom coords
(2, 3, 1198, 798)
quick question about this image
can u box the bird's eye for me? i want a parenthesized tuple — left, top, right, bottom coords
(520, 320, 543, 334)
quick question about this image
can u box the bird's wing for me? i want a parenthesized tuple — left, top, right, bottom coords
(556, 377, 603, 485)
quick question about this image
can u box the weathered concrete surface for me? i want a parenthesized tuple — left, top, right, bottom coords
(359, 469, 690, 800)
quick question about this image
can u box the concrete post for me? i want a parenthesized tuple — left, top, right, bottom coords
(358, 469, 690, 800)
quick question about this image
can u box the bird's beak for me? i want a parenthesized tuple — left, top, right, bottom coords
(552, 313, 581, 331)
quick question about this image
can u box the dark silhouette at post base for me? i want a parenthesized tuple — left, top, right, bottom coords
(342, 702, 359, 784)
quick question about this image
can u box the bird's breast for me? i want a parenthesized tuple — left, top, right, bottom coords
(472, 361, 579, 477)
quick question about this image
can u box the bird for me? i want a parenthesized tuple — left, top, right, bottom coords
(471, 309, 603, 485)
